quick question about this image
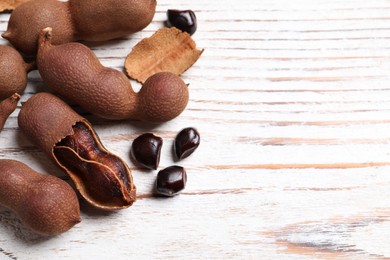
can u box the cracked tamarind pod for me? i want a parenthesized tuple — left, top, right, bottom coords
(18, 92, 136, 210)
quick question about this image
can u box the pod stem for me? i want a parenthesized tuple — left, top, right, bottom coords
(0, 93, 20, 132)
(38, 27, 53, 48)
(1, 31, 10, 40)
(1, 93, 20, 110)
(25, 61, 37, 73)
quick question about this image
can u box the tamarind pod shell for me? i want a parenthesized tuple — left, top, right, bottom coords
(18, 92, 83, 156)
(18, 92, 136, 210)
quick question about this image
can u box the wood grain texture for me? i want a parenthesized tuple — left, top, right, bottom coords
(1, 0, 390, 259)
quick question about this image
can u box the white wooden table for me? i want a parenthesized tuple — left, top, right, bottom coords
(1, 0, 390, 259)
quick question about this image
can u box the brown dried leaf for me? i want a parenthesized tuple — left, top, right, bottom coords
(125, 27, 203, 83)
(0, 0, 29, 12)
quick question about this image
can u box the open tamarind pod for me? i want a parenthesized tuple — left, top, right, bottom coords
(18, 92, 136, 210)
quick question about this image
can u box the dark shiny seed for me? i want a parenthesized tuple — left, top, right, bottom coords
(174, 127, 200, 160)
(130, 133, 163, 170)
(167, 9, 197, 35)
(155, 166, 187, 196)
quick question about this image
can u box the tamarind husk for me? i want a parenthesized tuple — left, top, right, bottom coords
(125, 27, 204, 83)
(18, 92, 136, 210)
(0, 0, 29, 12)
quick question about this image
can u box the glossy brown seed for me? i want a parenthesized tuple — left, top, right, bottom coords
(131, 133, 163, 170)
(167, 9, 197, 35)
(174, 127, 200, 160)
(155, 166, 187, 197)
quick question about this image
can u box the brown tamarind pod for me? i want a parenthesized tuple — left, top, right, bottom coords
(69, 0, 157, 42)
(0, 93, 20, 132)
(2, 0, 156, 55)
(0, 45, 34, 100)
(2, 0, 74, 55)
(18, 92, 136, 210)
(37, 28, 189, 122)
(0, 159, 80, 236)
(37, 28, 136, 120)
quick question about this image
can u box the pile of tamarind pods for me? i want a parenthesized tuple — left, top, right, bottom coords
(0, 0, 198, 236)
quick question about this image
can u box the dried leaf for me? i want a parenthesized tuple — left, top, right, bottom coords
(0, 0, 29, 12)
(125, 27, 203, 83)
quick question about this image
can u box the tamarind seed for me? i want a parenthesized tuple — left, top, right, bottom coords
(131, 133, 163, 170)
(155, 166, 187, 197)
(167, 9, 197, 35)
(174, 127, 200, 160)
